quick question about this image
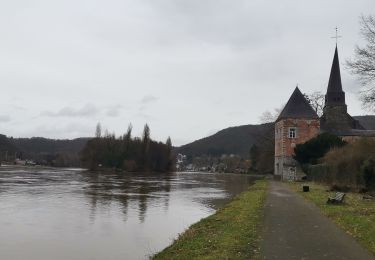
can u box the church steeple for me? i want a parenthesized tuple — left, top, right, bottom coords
(321, 45, 364, 132)
(324, 46, 346, 106)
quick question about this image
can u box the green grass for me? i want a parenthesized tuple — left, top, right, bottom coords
(153, 180, 269, 260)
(288, 182, 375, 255)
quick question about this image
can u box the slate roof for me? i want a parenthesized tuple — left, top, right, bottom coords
(332, 129, 375, 137)
(277, 87, 319, 121)
(327, 46, 343, 93)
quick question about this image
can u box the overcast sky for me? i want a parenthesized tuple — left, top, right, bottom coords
(1, 0, 374, 146)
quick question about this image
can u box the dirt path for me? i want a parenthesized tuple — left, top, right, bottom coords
(260, 181, 374, 260)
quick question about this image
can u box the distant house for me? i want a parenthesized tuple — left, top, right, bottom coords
(275, 45, 375, 181)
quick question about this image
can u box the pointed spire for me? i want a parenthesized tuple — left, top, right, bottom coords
(277, 87, 319, 121)
(325, 46, 346, 106)
(327, 46, 343, 93)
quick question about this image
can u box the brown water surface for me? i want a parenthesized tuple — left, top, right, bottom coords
(0, 166, 259, 260)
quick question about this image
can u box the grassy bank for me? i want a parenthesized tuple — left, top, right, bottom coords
(288, 182, 375, 254)
(153, 179, 269, 260)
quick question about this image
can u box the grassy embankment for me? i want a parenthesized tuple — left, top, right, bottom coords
(153, 179, 269, 260)
(289, 182, 375, 255)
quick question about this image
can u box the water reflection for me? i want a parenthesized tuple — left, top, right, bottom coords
(82, 172, 173, 223)
(0, 166, 260, 260)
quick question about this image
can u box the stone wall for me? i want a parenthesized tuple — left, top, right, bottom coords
(321, 105, 360, 132)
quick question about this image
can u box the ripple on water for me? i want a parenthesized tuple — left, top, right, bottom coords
(0, 166, 259, 260)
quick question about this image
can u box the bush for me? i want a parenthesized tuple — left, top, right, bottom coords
(321, 138, 375, 190)
(294, 133, 346, 165)
(361, 158, 375, 190)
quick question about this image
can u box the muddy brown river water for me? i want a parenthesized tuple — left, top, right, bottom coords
(0, 166, 259, 260)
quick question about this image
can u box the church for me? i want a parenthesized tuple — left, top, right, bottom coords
(274, 46, 375, 180)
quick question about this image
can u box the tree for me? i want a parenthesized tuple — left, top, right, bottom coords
(294, 133, 346, 165)
(259, 105, 284, 123)
(166, 136, 172, 154)
(124, 123, 132, 141)
(346, 15, 375, 110)
(304, 91, 325, 116)
(142, 124, 150, 144)
(361, 158, 375, 190)
(165, 136, 174, 171)
(141, 124, 151, 169)
(95, 122, 102, 138)
(81, 123, 173, 172)
(249, 144, 259, 170)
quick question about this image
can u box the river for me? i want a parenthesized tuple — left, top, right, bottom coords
(0, 166, 260, 260)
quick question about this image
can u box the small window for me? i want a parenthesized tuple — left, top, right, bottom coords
(288, 127, 297, 138)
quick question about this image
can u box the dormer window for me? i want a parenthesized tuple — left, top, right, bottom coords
(288, 127, 297, 138)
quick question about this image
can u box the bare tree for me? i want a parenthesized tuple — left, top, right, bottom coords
(304, 91, 325, 116)
(346, 15, 375, 110)
(259, 105, 284, 123)
(95, 122, 102, 138)
(259, 111, 275, 123)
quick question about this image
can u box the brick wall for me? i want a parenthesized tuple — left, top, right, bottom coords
(275, 118, 320, 157)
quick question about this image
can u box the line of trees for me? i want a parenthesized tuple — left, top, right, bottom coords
(80, 123, 175, 172)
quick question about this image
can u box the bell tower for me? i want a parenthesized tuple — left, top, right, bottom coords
(320, 46, 364, 133)
(324, 46, 346, 107)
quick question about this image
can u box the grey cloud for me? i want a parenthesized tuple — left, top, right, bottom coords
(0, 115, 11, 122)
(141, 95, 159, 104)
(106, 105, 123, 117)
(139, 95, 159, 112)
(30, 122, 94, 138)
(41, 104, 99, 117)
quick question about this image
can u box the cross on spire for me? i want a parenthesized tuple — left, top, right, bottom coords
(331, 27, 342, 45)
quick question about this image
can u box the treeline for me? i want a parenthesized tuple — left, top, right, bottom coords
(0, 134, 89, 167)
(248, 124, 275, 174)
(80, 123, 175, 172)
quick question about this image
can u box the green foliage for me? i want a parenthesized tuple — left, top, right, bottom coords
(361, 158, 375, 190)
(294, 133, 346, 165)
(80, 124, 175, 172)
(153, 180, 268, 259)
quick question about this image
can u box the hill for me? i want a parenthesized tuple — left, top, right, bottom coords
(176, 123, 273, 158)
(11, 137, 90, 156)
(177, 115, 375, 158)
(0, 136, 91, 166)
(0, 134, 18, 155)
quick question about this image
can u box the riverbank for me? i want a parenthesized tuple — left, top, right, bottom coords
(153, 179, 268, 259)
(288, 182, 375, 255)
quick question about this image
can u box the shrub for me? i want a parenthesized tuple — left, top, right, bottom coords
(322, 138, 375, 190)
(294, 133, 346, 165)
(361, 158, 375, 190)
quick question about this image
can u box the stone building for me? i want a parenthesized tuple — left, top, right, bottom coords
(320, 46, 365, 133)
(274, 87, 320, 180)
(275, 46, 375, 180)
